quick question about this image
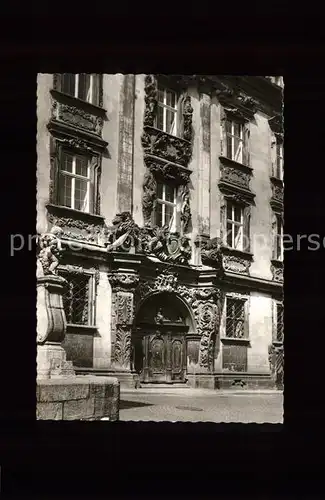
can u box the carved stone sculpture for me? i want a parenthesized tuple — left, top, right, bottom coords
(142, 170, 157, 225)
(200, 237, 223, 270)
(143, 75, 157, 127)
(37, 226, 64, 276)
(182, 95, 193, 142)
(106, 212, 141, 252)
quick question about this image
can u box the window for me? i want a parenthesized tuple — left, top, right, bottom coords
(60, 272, 95, 326)
(225, 297, 247, 339)
(155, 84, 178, 136)
(276, 303, 284, 342)
(60, 73, 99, 105)
(274, 214, 283, 261)
(275, 140, 284, 180)
(225, 119, 244, 163)
(59, 150, 92, 212)
(226, 202, 244, 250)
(155, 182, 176, 229)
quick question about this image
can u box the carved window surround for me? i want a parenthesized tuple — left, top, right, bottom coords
(219, 156, 253, 193)
(46, 204, 106, 246)
(48, 116, 108, 154)
(270, 259, 284, 283)
(219, 173, 255, 205)
(47, 126, 105, 216)
(144, 155, 192, 185)
(215, 88, 257, 121)
(58, 264, 99, 328)
(50, 87, 106, 139)
(142, 125, 192, 168)
(270, 176, 284, 211)
(220, 246, 253, 276)
(268, 114, 283, 137)
(53, 74, 104, 109)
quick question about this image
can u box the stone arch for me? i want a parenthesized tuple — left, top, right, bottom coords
(134, 290, 196, 333)
(132, 291, 197, 383)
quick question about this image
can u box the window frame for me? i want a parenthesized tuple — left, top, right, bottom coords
(58, 149, 92, 212)
(275, 301, 284, 343)
(59, 73, 100, 106)
(155, 181, 177, 230)
(225, 201, 244, 251)
(224, 296, 248, 340)
(274, 213, 284, 261)
(225, 118, 244, 164)
(155, 83, 179, 136)
(58, 268, 96, 327)
(275, 139, 284, 180)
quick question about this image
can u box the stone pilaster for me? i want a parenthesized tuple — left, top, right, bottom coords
(198, 92, 211, 238)
(108, 265, 140, 379)
(117, 74, 136, 213)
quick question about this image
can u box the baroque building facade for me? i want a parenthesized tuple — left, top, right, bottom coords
(37, 74, 284, 390)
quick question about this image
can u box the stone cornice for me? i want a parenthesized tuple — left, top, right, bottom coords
(47, 119, 108, 153)
(223, 271, 283, 295)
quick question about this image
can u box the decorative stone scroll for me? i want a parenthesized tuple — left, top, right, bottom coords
(200, 237, 223, 270)
(215, 86, 258, 119)
(108, 273, 140, 293)
(154, 269, 178, 292)
(270, 260, 284, 282)
(270, 177, 284, 211)
(105, 211, 192, 265)
(47, 208, 106, 246)
(142, 127, 192, 167)
(219, 163, 252, 191)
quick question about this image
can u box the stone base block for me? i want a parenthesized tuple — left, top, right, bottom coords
(187, 373, 276, 390)
(36, 376, 120, 421)
(37, 343, 75, 380)
(187, 374, 219, 389)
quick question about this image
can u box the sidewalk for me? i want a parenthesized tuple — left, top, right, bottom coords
(121, 387, 281, 396)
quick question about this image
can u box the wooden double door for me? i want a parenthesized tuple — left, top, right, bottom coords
(133, 324, 188, 384)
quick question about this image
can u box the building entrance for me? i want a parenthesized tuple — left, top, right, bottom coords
(132, 292, 193, 384)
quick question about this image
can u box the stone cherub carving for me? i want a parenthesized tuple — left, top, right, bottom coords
(37, 226, 64, 277)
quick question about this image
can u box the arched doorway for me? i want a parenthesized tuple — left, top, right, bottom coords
(132, 292, 195, 384)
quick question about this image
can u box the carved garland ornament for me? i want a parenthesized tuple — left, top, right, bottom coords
(47, 213, 105, 244)
(220, 164, 251, 191)
(108, 273, 140, 293)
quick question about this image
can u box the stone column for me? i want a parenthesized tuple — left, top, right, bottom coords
(117, 74, 136, 213)
(37, 274, 75, 379)
(108, 268, 140, 389)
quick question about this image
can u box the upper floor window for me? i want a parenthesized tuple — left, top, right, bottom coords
(225, 297, 247, 339)
(273, 214, 283, 261)
(275, 140, 284, 180)
(226, 119, 244, 163)
(60, 271, 96, 326)
(226, 201, 244, 250)
(155, 84, 179, 136)
(276, 302, 284, 342)
(58, 150, 92, 212)
(155, 181, 176, 229)
(221, 116, 250, 166)
(60, 73, 99, 106)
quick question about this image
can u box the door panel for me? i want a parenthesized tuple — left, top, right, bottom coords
(138, 328, 187, 383)
(171, 336, 186, 382)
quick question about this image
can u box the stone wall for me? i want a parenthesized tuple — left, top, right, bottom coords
(37, 376, 119, 421)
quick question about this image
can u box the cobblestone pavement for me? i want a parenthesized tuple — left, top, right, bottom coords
(119, 389, 283, 423)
